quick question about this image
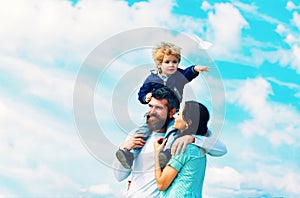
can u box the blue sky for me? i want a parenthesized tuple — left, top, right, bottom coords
(1, 0, 300, 197)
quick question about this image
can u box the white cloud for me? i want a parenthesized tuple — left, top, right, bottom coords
(245, 164, 300, 195)
(201, 1, 212, 11)
(285, 33, 297, 44)
(206, 3, 249, 57)
(282, 172, 300, 194)
(276, 24, 287, 35)
(291, 44, 300, 73)
(286, 1, 300, 11)
(0, 0, 176, 64)
(1, 165, 79, 195)
(292, 12, 300, 30)
(204, 164, 300, 197)
(0, 55, 75, 109)
(238, 150, 281, 164)
(203, 1, 300, 75)
(1, 0, 298, 197)
(0, 89, 92, 196)
(247, 45, 300, 73)
(81, 184, 113, 195)
(272, 14, 300, 73)
(234, 1, 281, 24)
(206, 166, 241, 189)
(227, 77, 300, 146)
(130, 0, 174, 25)
(286, 1, 296, 10)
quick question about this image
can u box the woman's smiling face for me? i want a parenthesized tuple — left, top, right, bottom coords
(173, 104, 188, 132)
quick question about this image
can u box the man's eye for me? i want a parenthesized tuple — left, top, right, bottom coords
(165, 61, 170, 64)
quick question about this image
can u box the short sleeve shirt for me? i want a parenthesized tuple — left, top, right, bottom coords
(160, 144, 207, 198)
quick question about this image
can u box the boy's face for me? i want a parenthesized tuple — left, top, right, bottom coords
(158, 54, 179, 76)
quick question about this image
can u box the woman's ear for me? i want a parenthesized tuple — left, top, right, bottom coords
(187, 119, 192, 126)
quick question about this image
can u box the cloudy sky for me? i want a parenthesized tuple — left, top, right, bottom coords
(1, 0, 300, 197)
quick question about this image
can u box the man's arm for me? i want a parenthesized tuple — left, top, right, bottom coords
(112, 131, 146, 182)
(112, 157, 132, 182)
(193, 135, 227, 157)
(171, 131, 227, 157)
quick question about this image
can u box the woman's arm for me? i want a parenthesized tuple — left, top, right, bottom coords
(154, 138, 178, 191)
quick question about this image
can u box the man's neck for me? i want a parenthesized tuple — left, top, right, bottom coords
(154, 128, 166, 133)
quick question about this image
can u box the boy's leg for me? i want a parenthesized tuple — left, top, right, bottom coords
(116, 117, 150, 169)
(159, 132, 178, 168)
(116, 148, 134, 169)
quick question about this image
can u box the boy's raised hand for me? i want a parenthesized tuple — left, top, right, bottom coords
(194, 65, 210, 73)
(145, 92, 152, 103)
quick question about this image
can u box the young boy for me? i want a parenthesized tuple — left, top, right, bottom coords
(116, 42, 209, 169)
(138, 42, 209, 104)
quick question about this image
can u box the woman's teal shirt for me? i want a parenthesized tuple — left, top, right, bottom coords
(160, 144, 206, 198)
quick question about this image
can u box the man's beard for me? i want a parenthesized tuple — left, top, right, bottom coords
(146, 113, 170, 132)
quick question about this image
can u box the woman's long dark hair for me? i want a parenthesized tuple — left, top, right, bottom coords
(181, 101, 210, 136)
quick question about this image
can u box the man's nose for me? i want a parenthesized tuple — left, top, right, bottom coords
(149, 107, 156, 115)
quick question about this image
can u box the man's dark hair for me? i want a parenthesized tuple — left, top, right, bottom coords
(151, 86, 180, 111)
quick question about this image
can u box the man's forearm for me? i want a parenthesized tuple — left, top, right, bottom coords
(193, 135, 227, 157)
(112, 157, 131, 182)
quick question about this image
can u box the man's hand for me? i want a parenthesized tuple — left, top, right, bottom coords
(171, 135, 195, 155)
(119, 134, 146, 150)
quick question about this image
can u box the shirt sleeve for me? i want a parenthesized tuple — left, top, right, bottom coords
(112, 157, 132, 182)
(138, 75, 153, 104)
(167, 151, 187, 172)
(192, 131, 227, 157)
(167, 145, 198, 171)
(179, 66, 199, 82)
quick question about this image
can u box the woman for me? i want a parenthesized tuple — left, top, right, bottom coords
(154, 101, 209, 198)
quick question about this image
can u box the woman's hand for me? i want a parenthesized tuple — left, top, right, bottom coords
(154, 137, 167, 153)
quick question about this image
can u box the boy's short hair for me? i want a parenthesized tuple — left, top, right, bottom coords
(152, 42, 181, 65)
